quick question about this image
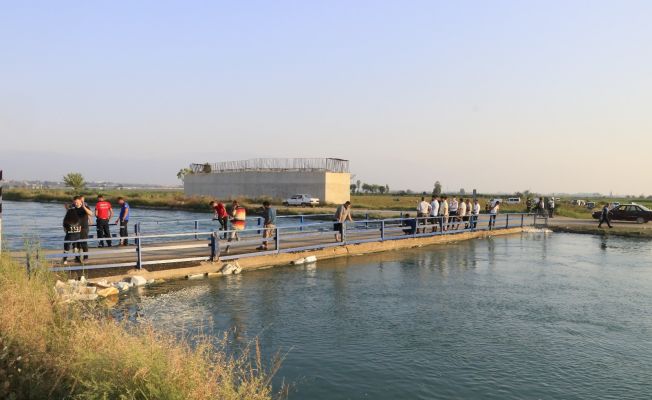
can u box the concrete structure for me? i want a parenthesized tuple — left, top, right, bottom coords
(184, 158, 351, 204)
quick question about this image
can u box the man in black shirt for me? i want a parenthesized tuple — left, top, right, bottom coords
(73, 196, 93, 260)
(598, 203, 612, 229)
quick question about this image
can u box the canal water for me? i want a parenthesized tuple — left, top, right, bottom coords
(113, 232, 652, 399)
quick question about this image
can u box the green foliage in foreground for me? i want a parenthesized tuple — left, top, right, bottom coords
(0, 255, 283, 399)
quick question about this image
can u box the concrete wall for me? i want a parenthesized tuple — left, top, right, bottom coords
(184, 171, 351, 204)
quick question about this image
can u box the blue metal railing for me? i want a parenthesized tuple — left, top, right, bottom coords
(25, 212, 541, 272)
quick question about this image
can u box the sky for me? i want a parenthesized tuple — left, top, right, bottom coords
(1, 0, 651, 195)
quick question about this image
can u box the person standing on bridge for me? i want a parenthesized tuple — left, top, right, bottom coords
(62, 207, 83, 265)
(598, 203, 612, 228)
(334, 201, 353, 242)
(210, 200, 229, 238)
(449, 197, 459, 230)
(471, 199, 481, 228)
(116, 197, 130, 246)
(440, 196, 449, 232)
(417, 197, 431, 233)
(225, 200, 247, 253)
(95, 195, 113, 247)
(258, 201, 276, 251)
(456, 198, 467, 230)
(73, 196, 92, 261)
(430, 196, 440, 232)
(548, 197, 555, 218)
(489, 200, 500, 229)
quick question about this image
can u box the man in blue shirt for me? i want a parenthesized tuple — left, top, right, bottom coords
(116, 197, 130, 245)
(258, 201, 277, 250)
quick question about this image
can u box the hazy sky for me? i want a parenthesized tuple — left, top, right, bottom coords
(1, 1, 651, 194)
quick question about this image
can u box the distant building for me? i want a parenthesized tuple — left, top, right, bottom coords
(183, 158, 351, 204)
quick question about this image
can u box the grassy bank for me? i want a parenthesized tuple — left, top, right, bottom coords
(350, 194, 594, 219)
(8, 188, 650, 220)
(0, 255, 282, 399)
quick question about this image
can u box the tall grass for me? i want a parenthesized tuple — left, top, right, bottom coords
(0, 255, 283, 399)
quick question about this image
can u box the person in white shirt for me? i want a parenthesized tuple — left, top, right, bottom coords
(448, 197, 458, 231)
(471, 199, 481, 229)
(456, 199, 467, 230)
(416, 197, 431, 233)
(464, 199, 472, 228)
(440, 196, 449, 231)
(430, 196, 440, 232)
(489, 200, 500, 229)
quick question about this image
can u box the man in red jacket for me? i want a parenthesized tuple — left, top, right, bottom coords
(95, 195, 114, 247)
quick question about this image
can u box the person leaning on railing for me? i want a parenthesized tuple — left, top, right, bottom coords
(210, 200, 229, 239)
(334, 201, 353, 242)
(225, 200, 247, 253)
(258, 201, 276, 251)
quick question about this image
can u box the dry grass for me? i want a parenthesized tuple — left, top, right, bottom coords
(0, 255, 283, 399)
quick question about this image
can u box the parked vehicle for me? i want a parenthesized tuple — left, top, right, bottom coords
(592, 203, 652, 224)
(586, 202, 596, 209)
(282, 194, 320, 207)
(506, 197, 521, 204)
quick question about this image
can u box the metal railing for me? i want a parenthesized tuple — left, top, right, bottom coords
(21, 212, 541, 272)
(190, 158, 350, 174)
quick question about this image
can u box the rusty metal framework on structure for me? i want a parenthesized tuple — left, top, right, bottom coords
(190, 158, 350, 174)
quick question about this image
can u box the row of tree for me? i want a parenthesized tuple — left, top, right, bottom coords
(350, 180, 390, 194)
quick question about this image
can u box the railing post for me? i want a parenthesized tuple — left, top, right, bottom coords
(365, 213, 369, 229)
(135, 223, 142, 270)
(275, 227, 281, 253)
(194, 220, 199, 240)
(342, 222, 347, 243)
(257, 217, 262, 235)
(506, 214, 509, 228)
(380, 220, 385, 241)
(521, 214, 524, 227)
(300, 215, 304, 231)
(209, 231, 218, 261)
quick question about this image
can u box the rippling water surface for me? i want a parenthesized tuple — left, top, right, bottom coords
(113, 232, 652, 399)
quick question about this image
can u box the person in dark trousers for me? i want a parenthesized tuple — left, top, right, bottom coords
(95, 195, 114, 247)
(598, 203, 613, 228)
(402, 213, 417, 235)
(62, 207, 83, 265)
(258, 201, 277, 250)
(116, 197, 130, 245)
(73, 196, 92, 260)
(210, 200, 229, 239)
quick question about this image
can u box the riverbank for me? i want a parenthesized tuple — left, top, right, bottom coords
(5, 188, 610, 219)
(0, 255, 280, 399)
(549, 224, 652, 238)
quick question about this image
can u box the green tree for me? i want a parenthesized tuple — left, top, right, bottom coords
(433, 181, 442, 196)
(176, 168, 192, 182)
(63, 172, 86, 192)
(378, 185, 386, 194)
(202, 163, 212, 173)
(350, 184, 357, 194)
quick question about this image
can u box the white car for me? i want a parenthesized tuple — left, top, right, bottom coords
(282, 194, 320, 207)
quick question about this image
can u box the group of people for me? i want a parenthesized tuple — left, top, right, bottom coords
(62, 195, 130, 264)
(526, 197, 555, 218)
(403, 196, 499, 234)
(209, 199, 276, 252)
